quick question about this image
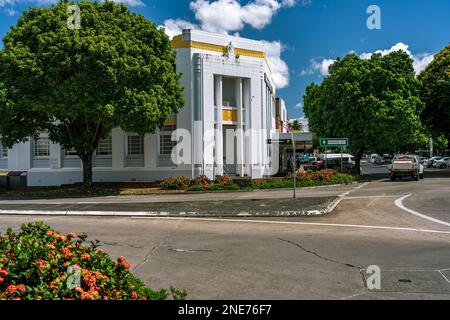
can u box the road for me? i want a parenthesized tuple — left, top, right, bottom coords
(0, 165, 450, 299)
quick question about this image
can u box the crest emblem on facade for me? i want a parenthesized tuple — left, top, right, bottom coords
(225, 41, 235, 60)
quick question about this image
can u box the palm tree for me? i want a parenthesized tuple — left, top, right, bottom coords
(291, 119, 303, 132)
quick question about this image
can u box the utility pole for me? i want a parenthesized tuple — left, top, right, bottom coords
(292, 132, 296, 199)
(429, 136, 433, 159)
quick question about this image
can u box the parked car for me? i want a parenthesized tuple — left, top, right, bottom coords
(419, 157, 429, 165)
(388, 155, 424, 181)
(370, 154, 380, 164)
(374, 155, 393, 165)
(317, 154, 357, 171)
(426, 157, 443, 168)
(433, 157, 450, 169)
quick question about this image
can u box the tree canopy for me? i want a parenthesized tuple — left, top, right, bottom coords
(0, 1, 184, 187)
(304, 51, 424, 173)
(419, 43, 450, 140)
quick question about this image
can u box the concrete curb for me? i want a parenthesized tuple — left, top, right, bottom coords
(0, 197, 342, 218)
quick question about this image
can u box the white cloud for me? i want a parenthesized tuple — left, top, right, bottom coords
(189, 0, 296, 33)
(359, 42, 434, 74)
(160, 19, 199, 40)
(300, 58, 335, 77)
(293, 101, 303, 109)
(5, 7, 15, 15)
(302, 42, 435, 77)
(262, 40, 290, 89)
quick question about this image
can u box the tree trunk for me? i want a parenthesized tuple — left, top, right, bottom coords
(352, 150, 364, 176)
(81, 152, 94, 191)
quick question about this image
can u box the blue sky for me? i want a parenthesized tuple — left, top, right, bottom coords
(1, 0, 449, 123)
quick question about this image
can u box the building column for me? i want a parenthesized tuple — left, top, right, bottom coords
(243, 79, 252, 177)
(49, 142, 62, 170)
(144, 133, 157, 168)
(214, 75, 223, 177)
(236, 78, 244, 177)
(112, 128, 124, 169)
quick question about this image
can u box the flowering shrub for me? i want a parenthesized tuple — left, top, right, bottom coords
(214, 175, 234, 186)
(288, 169, 338, 182)
(193, 175, 212, 189)
(0, 222, 186, 300)
(160, 176, 191, 190)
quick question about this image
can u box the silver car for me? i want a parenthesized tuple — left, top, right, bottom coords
(433, 157, 450, 169)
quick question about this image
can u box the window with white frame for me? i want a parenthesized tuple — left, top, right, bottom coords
(159, 125, 177, 155)
(65, 148, 78, 157)
(34, 136, 50, 157)
(127, 134, 144, 156)
(0, 145, 7, 158)
(97, 135, 112, 156)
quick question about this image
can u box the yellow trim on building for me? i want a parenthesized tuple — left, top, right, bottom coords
(172, 35, 266, 59)
(222, 109, 238, 122)
(164, 118, 177, 126)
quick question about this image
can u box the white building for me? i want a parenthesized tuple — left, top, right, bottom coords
(0, 29, 278, 187)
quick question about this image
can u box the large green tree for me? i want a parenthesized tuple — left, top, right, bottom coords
(419, 43, 450, 140)
(304, 51, 424, 174)
(0, 1, 184, 188)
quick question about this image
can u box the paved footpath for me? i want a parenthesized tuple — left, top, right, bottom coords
(0, 184, 357, 216)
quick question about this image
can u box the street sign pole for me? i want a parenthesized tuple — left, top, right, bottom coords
(340, 146, 343, 172)
(325, 147, 327, 169)
(292, 132, 296, 199)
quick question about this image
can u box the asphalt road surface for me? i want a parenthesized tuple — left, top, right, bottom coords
(1, 165, 450, 299)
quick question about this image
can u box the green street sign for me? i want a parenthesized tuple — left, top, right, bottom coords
(320, 138, 349, 147)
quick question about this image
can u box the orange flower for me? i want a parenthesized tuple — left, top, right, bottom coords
(46, 244, 56, 249)
(46, 230, 55, 236)
(117, 256, 131, 269)
(61, 247, 73, 259)
(55, 234, 68, 242)
(68, 232, 77, 239)
(131, 291, 138, 299)
(83, 275, 97, 288)
(36, 259, 47, 269)
(16, 284, 26, 293)
(0, 277, 4, 283)
(0, 268, 7, 277)
(81, 253, 90, 260)
(6, 285, 16, 293)
(50, 282, 57, 289)
(75, 287, 84, 294)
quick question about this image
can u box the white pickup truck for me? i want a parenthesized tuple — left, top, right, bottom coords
(388, 155, 424, 181)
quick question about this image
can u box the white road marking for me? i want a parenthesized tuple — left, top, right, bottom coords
(438, 270, 450, 284)
(339, 182, 369, 198)
(132, 216, 450, 235)
(394, 194, 450, 227)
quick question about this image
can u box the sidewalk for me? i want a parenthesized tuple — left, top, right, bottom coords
(0, 196, 339, 217)
(0, 184, 358, 217)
